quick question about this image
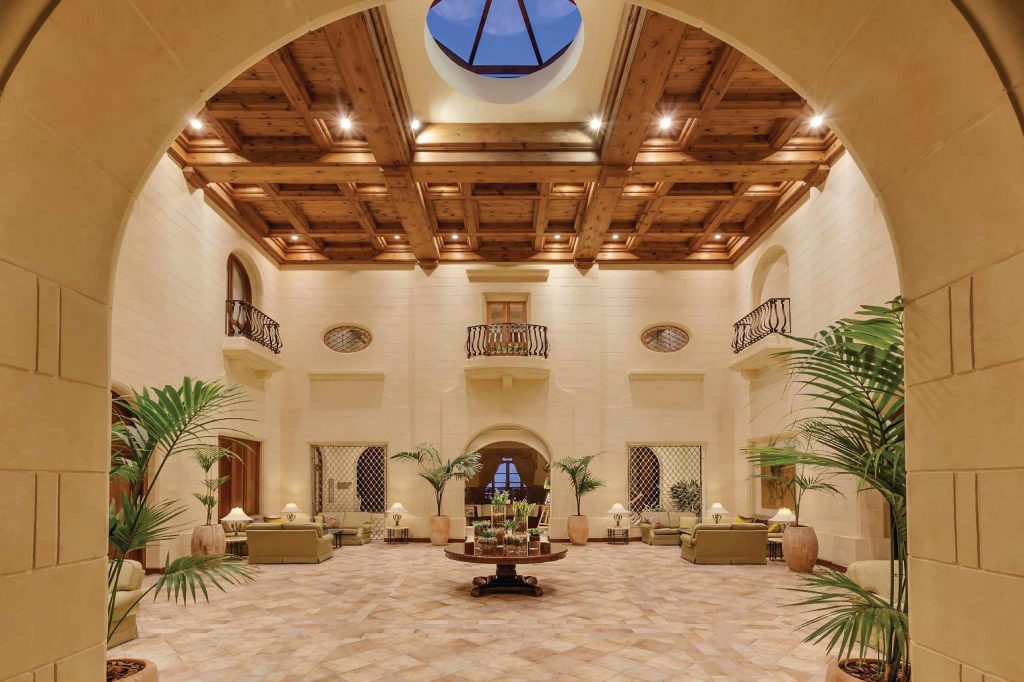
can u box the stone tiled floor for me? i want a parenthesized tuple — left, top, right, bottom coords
(111, 542, 831, 681)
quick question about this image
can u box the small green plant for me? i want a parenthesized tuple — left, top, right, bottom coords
(391, 444, 481, 516)
(478, 528, 496, 539)
(190, 444, 238, 526)
(528, 528, 543, 537)
(669, 479, 702, 517)
(502, 518, 518, 532)
(472, 519, 491, 529)
(511, 499, 535, 520)
(554, 453, 605, 516)
(490, 490, 510, 505)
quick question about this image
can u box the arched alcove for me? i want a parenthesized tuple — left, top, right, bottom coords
(749, 245, 790, 308)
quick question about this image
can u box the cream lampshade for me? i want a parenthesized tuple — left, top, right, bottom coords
(280, 502, 303, 522)
(707, 502, 729, 524)
(387, 502, 409, 527)
(220, 507, 252, 536)
(769, 507, 796, 525)
(606, 503, 629, 527)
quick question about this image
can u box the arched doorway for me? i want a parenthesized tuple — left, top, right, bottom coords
(1, 1, 1020, 678)
(466, 441, 548, 506)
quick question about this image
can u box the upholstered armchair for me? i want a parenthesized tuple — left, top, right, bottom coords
(108, 559, 145, 647)
(640, 511, 698, 545)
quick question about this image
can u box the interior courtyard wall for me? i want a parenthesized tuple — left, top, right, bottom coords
(0, 0, 1020, 678)
(110, 156, 285, 561)
(729, 152, 900, 566)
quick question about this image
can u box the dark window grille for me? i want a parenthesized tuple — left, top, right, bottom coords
(311, 444, 387, 541)
(641, 325, 690, 352)
(324, 326, 372, 353)
(466, 323, 548, 358)
(628, 444, 704, 526)
(732, 298, 791, 353)
(225, 299, 282, 354)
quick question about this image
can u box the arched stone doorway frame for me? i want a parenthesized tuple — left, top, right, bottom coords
(1, 0, 1021, 678)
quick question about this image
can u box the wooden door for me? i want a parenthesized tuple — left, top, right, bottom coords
(485, 301, 526, 354)
(218, 436, 261, 520)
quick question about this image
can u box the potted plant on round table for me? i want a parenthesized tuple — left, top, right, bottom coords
(107, 379, 258, 680)
(189, 444, 238, 556)
(553, 453, 605, 545)
(748, 299, 907, 681)
(391, 443, 481, 546)
(759, 467, 841, 573)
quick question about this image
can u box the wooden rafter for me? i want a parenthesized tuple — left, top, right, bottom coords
(678, 45, 744, 149)
(460, 183, 480, 250)
(266, 48, 334, 151)
(689, 182, 752, 251)
(258, 182, 323, 253)
(532, 182, 551, 250)
(338, 183, 385, 251)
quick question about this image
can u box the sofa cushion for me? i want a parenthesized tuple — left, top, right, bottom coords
(642, 511, 670, 527)
(342, 512, 373, 527)
(730, 523, 766, 531)
(339, 528, 358, 535)
(652, 527, 681, 535)
(677, 513, 697, 531)
(283, 522, 324, 537)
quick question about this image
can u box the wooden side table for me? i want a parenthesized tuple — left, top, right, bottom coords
(768, 538, 784, 561)
(225, 535, 247, 558)
(386, 526, 410, 544)
(606, 527, 630, 544)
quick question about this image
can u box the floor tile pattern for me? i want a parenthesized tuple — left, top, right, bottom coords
(111, 543, 831, 681)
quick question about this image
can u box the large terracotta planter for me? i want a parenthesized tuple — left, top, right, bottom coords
(107, 658, 159, 681)
(190, 524, 226, 556)
(566, 515, 589, 545)
(429, 515, 451, 546)
(825, 658, 880, 681)
(783, 524, 818, 573)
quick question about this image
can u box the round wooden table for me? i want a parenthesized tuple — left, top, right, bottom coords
(444, 542, 568, 597)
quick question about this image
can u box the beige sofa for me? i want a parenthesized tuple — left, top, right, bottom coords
(640, 511, 698, 545)
(108, 559, 145, 647)
(319, 512, 373, 545)
(680, 523, 768, 564)
(246, 523, 334, 564)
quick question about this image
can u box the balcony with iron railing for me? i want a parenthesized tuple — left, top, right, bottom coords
(222, 299, 284, 380)
(465, 323, 550, 386)
(729, 298, 792, 378)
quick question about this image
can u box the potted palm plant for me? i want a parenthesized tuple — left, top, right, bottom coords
(107, 379, 257, 680)
(759, 467, 841, 573)
(391, 443, 481, 546)
(553, 453, 605, 545)
(748, 299, 907, 681)
(189, 444, 237, 556)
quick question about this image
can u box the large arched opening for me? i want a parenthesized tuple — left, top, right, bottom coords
(0, 1, 1020, 678)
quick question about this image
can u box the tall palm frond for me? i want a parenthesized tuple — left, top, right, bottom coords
(554, 453, 606, 515)
(392, 444, 481, 515)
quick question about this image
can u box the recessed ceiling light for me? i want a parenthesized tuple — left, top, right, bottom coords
(410, 118, 422, 132)
(810, 114, 825, 128)
(554, 234, 561, 240)
(290, 235, 300, 242)
(452, 233, 459, 240)
(394, 234, 401, 240)
(659, 116, 672, 131)
(189, 118, 203, 131)
(715, 233, 723, 240)
(339, 116, 353, 131)
(612, 234, 620, 241)
(588, 117, 601, 132)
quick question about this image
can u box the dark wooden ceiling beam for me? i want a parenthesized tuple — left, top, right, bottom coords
(382, 168, 440, 267)
(626, 180, 672, 251)
(257, 182, 324, 253)
(459, 183, 480, 250)
(199, 109, 243, 153)
(338, 182, 386, 250)
(532, 182, 551, 250)
(678, 45, 743, 149)
(266, 48, 334, 151)
(690, 182, 752, 251)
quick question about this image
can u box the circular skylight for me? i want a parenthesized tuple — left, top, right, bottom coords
(427, 0, 582, 79)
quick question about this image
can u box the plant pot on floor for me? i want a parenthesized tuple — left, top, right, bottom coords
(190, 524, 226, 556)
(783, 524, 818, 573)
(107, 658, 159, 681)
(826, 658, 898, 681)
(429, 515, 451, 545)
(566, 515, 589, 545)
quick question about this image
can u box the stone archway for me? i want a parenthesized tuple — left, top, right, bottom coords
(0, 1, 1020, 678)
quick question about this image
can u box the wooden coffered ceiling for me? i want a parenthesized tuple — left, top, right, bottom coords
(170, 6, 843, 270)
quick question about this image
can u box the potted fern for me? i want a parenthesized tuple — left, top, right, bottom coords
(553, 453, 605, 545)
(189, 444, 237, 556)
(107, 378, 257, 680)
(391, 443, 481, 545)
(759, 467, 841, 573)
(748, 299, 907, 681)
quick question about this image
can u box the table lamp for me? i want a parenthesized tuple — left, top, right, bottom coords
(387, 502, 409, 527)
(769, 507, 796, 528)
(220, 507, 252, 536)
(707, 502, 729, 524)
(280, 502, 303, 522)
(606, 503, 629, 527)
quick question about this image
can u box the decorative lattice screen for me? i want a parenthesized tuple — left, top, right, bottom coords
(627, 444, 703, 526)
(311, 444, 387, 540)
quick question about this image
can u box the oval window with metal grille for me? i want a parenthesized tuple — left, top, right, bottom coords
(641, 325, 690, 353)
(323, 326, 372, 353)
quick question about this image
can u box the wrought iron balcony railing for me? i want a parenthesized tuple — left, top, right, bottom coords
(732, 298, 790, 353)
(226, 299, 282, 354)
(466, 323, 549, 359)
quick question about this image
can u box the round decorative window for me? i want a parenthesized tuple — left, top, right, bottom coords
(323, 326, 372, 353)
(427, 0, 582, 79)
(641, 325, 690, 353)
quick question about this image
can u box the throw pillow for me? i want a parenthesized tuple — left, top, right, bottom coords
(767, 523, 781, 533)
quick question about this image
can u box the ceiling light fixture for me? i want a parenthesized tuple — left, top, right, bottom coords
(810, 114, 825, 128)
(659, 116, 672, 131)
(452, 233, 459, 240)
(554, 234, 561, 240)
(394, 234, 401, 240)
(612, 234, 620, 241)
(410, 118, 422, 132)
(339, 116, 353, 131)
(290, 235, 300, 242)
(189, 118, 203, 131)
(715, 234, 723, 240)
(588, 116, 601, 132)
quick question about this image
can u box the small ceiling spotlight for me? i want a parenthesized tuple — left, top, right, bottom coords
(339, 116, 353, 131)
(451, 233, 459, 240)
(394, 234, 401, 240)
(612, 234, 620, 241)
(659, 116, 673, 131)
(410, 118, 422, 132)
(714, 233, 723, 240)
(588, 116, 602, 132)
(290, 235, 300, 242)
(810, 114, 825, 128)
(189, 118, 203, 131)
(554, 234, 562, 240)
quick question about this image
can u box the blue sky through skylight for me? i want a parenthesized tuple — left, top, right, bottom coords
(427, 0, 581, 77)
